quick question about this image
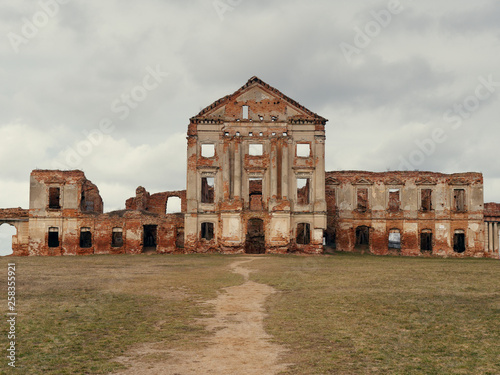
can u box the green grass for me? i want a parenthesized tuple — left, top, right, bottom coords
(0, 253, 499, 374)
(248, 253, 500, 374)
(0, 255, 243, 374)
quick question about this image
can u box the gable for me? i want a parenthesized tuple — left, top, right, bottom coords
(191, 76, 327, 124)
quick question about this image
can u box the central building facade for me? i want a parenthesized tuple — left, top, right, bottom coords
(184, 77, 328, 253)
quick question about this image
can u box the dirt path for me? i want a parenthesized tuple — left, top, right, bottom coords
(114, 258, 289, 374)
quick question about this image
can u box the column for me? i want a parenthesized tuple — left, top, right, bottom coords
(494, 222, 499, 252)
(488, 222, 493, 252)
(270, 140, 277, 199)
(314, 135, 326, 206)
(485, 222, 489, 252)
(223, 140, 230, 200)
(234, 140, 241, 199)
(282, 140, 289, 199)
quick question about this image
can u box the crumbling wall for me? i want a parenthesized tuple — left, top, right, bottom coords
(325, 170, 485, 257)
(126, 187, 187, 214)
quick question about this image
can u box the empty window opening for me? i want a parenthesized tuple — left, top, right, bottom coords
(245, 218, 265, 254)
(283, 132, 288, 136)
(242, 105, 249, 119)
(420, 229, 433, 252)
(224, 131, 229, 136)
(166, 196, 182, 214)
(297, 178, 310, 205)
(258, 115, 263, 121)
(388, 229, 401, 250)
(259, 132, 263, 136)
(48, 227, 59, 248)
(356, 226, 370, 246)
(388, 189, 400, 211)
(454, 189, 466, 212)
(453, 230, 466, 253)
(49, 187, 61, 209)
(0, 224, 16, 255)
(271, 116, 277, 122)
(249, 144, 263, 156)
(271, 132, 276, 136)
(112, 228, 123, 247)
(421, 189, 432, 211)
(201, 144, 215, 158)
(249, 178, 263, 211)
(296, 223, 311, 245)
(249, 132, 253, 136)
(80, 228, 92, 248)
(201, 222, 214, 241)
(296, 143, 311, 157)
(81, 191, 94, 212)
(201, 177, 215, 203)
(236, 131, 240, 136)
(143, 225, 157, 251)
(176, 228, 185, 248)
(357, 188, 369, 212)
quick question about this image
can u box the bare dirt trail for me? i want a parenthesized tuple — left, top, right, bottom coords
(114, 257, 290, 375)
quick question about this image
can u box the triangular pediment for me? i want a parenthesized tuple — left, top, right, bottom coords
(450, 178, 469, 185)
(385, 178, 404, 186)
(191, 76, 327, 124)
(325, 177, 340, 185)
(354, 178, 373, 185)
(415, 177, 436, 185)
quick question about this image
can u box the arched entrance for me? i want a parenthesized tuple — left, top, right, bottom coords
(245, 218, 265, 254)
(0, 223, 16, 256)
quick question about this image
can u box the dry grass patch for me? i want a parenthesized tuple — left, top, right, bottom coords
(248, 253, 500, 375)
(0, 254, 243, 374)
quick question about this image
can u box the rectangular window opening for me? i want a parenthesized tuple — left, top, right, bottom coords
(388, 189, 400, 211)
(296, 223, 310, 245)
(112, 228, 123, 247)
(49, 187, 61, 209)
(249, 143, 263, 156)
(242, 105, 249, 119)
(80, 227, 92, 248)
(297, 178, 310, 205)
(249, 178, 263, 210)
(357, 188, 368, 212)
(48, 227, 59, 248)
(201, 144, 215, 158)
(421, 189, 432, 211)
(201, 177, 215, 203)
(388, 229, 401, 249)
(296, 143, 311, 157)
(201, 222, 214, 241)
(454, 189, 466, 212)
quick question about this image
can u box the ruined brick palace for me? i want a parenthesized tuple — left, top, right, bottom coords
(2, 77, 499, 257)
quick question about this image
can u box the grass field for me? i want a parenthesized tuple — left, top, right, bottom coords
(0, 253, 499, 374)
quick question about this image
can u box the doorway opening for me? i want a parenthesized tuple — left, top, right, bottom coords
(355, 226, 370, 250)
(143, 225, 157, 253)
(245, 218, 265, 254)
(453, 230, 466, 253)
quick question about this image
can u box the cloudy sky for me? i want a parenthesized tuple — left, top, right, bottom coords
(1, 0, 500, 217)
